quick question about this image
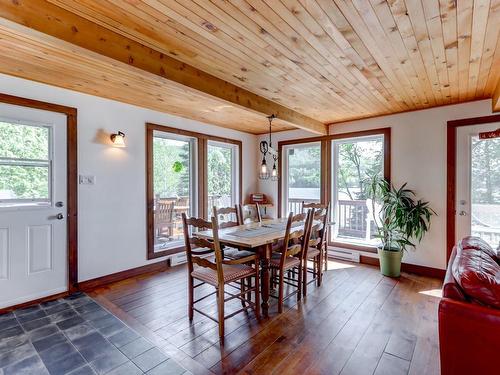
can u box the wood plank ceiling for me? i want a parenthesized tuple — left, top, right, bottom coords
(0, 0, 499, 134)
(0, 19, 296, 134)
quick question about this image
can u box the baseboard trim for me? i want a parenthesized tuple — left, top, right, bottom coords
(359, 255, 446, 279)
(0, 291, 69, 314)
(79, 260, 169, 292)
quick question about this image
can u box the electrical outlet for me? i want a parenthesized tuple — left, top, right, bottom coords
(79, 175, 96, 185)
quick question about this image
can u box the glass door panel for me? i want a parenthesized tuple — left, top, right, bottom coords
(331, 136, 384, 246)
(207, 141, 238, 218)
(471, 136, 500, 247)
(282, 142, 321, 216)
(152, 130, 196, 252)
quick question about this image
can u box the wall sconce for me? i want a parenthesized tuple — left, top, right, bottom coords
(110, 131, 126, 147)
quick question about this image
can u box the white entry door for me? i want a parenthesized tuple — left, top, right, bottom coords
(0, 103, 67, 308)
(456, 122, 500, 249)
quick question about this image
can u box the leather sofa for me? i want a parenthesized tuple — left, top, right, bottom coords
(439, 237, 500, 375)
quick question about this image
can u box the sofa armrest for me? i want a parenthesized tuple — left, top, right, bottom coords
(439, 298, 500, 375)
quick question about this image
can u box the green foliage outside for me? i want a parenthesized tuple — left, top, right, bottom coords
(153, 137, 190, 198)
(472, 138, 500, 204)
(288, 146, 320, 188)
(337, 140, 383, 200)
(287, 140, 383, 200)
(207, 145, 232, 198)
(153, 138, 233, 200)
(0, 122, 49, 200)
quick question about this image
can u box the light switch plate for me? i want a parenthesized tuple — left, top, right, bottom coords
(79, 175, 96, 185)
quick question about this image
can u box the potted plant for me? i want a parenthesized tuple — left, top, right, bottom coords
(367, 177, 436, 277)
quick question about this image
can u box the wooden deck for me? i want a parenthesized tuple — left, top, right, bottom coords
(89, 261, 442, 375)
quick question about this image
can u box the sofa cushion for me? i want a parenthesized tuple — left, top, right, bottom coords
(459, 236, 499, 263)
(452, 246, 500, 308)
(442, 246, 467, 301)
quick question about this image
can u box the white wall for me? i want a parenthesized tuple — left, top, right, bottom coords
(0, 74, 258, 282)
(259, 100, 494, 270)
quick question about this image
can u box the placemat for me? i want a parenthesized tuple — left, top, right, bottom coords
(230, 226, 281, 238)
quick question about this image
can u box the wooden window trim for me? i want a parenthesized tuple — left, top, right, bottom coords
(0, 93, 78, 293)
(278, 127, 391, 254)
(146, 122, 243, 259)
(446, 114, 500, 264)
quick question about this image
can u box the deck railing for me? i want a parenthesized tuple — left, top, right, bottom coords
(472, 226, 500, 248)
(288, 198, 376, 241)
(337, 199, 370, 239)
(287, 198, 320, 214)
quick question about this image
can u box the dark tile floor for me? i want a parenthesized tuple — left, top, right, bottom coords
(0, 293, 190, 375)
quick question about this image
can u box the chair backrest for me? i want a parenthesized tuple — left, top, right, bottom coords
(237, 203, 262, 224)
(156, 199, 175, 223)
(302, 201, 328, 213)
(309, 203, 330, 251)
(213, 205, 240, 228)
(276, 211, 309, 269)
(182, 213, 224, 283)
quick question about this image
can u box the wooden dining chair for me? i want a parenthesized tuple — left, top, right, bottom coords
(213, 205, 256, 304)
(213, 205, 239, 228)
(155, 199, 176, 242)
(302, 206, 329, 296)
(302, 201, 330, 273)
(237, 203, 262, 224)
(213, 205, 255, 260)
(269, 211, 312, 313)
(182, 213, 260, 339)
(302, 201, 327, 211)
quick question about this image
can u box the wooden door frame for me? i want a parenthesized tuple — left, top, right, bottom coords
(446, 114, 500, 263)
(0, 93, 78, 294)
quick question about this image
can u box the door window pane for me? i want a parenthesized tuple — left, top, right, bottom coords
(0, 121, 51, 207)
(471, 136, 500, 248)
(0, 165, 49, 200)
(331, 136, 384, 246)
(283, 143, 321, 215)
(0, 121, 49, 159)
(152, 131, 196, 251)
(207, 141, 238, 218)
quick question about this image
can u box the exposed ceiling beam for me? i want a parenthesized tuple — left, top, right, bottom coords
(0, 0, 327, 135)
(493, 78, 500, 112)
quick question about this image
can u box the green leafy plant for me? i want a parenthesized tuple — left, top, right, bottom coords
(367, 176, 436, 252)
(172, 161, 184, 173)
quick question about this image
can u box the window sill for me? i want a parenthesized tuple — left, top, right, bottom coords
(0, 202, 51, 211)
(147, 246, 185, 260)
(329, 241, 378, 254)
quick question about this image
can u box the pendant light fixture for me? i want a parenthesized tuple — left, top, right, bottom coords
(259, 114, 279, 180)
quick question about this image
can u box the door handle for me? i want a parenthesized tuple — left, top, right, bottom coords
(458, 211, 467, 216)
(56, 213, 64, 220)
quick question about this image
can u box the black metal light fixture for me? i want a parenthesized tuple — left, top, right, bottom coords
(259, 114, 279, 180)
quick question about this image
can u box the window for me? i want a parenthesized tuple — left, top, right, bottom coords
(151, 130, 197, 253)
(282, 142, 321, 215)
(331, 135, 384, 247)
(470, 136, 500, 247)
(207, 140, 239, 218)
(146, 123, 242, 258)
(0, 120, 51, 207)
(278, 128, 390, 252)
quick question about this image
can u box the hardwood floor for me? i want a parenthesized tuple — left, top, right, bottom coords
(89, 261, 442, 375)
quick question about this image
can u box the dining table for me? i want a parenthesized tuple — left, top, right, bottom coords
(194, 217, 306, 317)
